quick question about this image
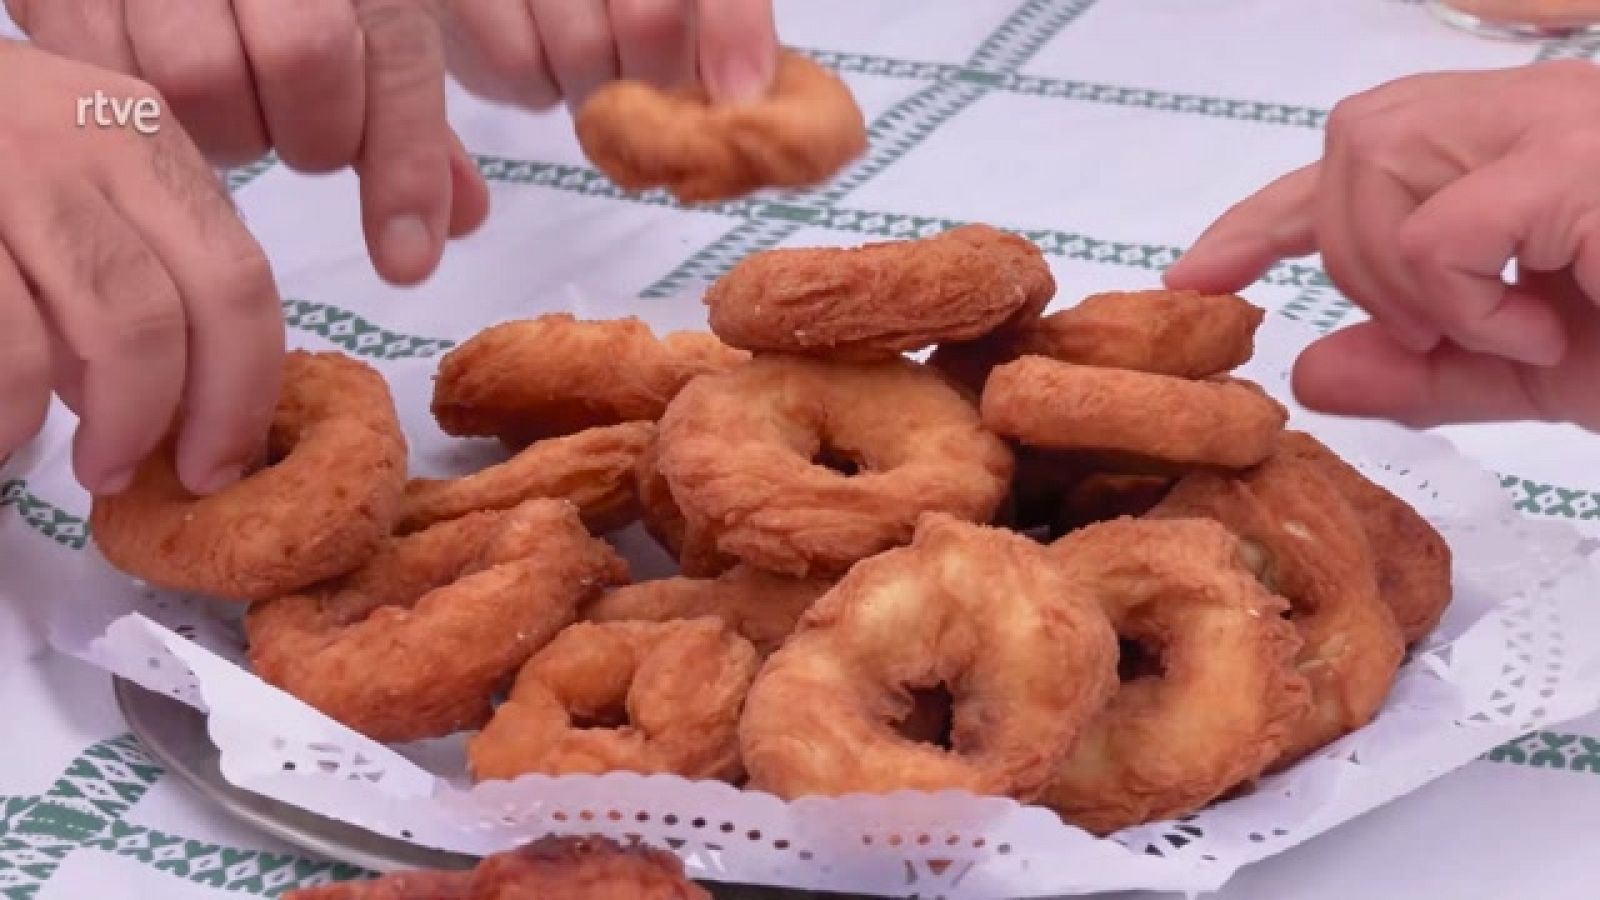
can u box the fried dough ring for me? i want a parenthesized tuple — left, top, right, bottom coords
(431, 315, 746, 445)
(980, 356, 1287, 470)
(575, 50, 867, 203)
(657, 355, 1014, 577)
(1042, 518, 1310, 835)
(399, 422, 654, 535)
(1279, 431, 1453, 644)
(91, 351, 406, 603)
(286, 835, 710, 900)
(932, 290, 1263, 394)
(705, 225, 1055, 360)
(738, 514, 1119, 801)
(584, 565, 830, 657)
(635, 430, 736, 577)
(1150, 453, 1405, 768)
(468, 618, 759, 782)
(246, 498, 628, 743)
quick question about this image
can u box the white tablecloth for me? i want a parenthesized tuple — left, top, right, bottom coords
(3, 2, 1599, 897)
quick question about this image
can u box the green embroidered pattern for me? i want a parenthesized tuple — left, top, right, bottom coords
(0, 737, 160, 898)
(281, 299, 455, 360)
(0, 736, 366, 898)
(1280, 287, 1355, 333)
(1485, 732, 1600, 772)
(226, 155, 278, 193)
(88, 821, 370, 896)
(0, 480, 87, 550)
(1499, 475, 1600, 520)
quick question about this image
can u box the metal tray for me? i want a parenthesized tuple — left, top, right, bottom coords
(113, 676, 824, 897)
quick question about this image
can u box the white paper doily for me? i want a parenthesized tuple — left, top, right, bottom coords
(50, 312, 1600, 898)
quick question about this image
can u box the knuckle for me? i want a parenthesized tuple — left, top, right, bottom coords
(136, 47, 236, 106)
(1394, 218, 1443, 271)
(360, 0, 445, 71)
(1548, 126, 1600, 165)
(368, 142, 452, 198)
(252, 20, 361, 81)
(611, 0, 684, 40)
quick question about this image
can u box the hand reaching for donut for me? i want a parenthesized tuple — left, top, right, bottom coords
(444, 0, 780, 109)
(0, 41, 284, 498)
(6, 0, 491, 286)
(1163, 59, 1600, 430)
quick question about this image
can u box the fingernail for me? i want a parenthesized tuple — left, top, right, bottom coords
(96, 468, 134, 496)
(191, 465, 243, 496)
(381, 215, 435, 270)
(714, 55, 770, 103)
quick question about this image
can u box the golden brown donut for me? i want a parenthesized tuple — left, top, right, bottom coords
(980, 356, 1287, 470)
(704, 224, 1055, 360)
(285, 835, 710, 900)
(634, 429, 737, 577)
(738, 514, 1119, 801)
(399, 422, 654, 535)
(931, 289, 1263, 394)
(1042, 518, 1311, 835)
(90, 351, 406, 603)
(1149, 452, 1406, 768)
(657, 355, 1014, 577)
(468, 618, 759, 782)
(1278, 431, 1453, 645)
(584, 565, 831, 657)
(575, 50, 868, 203)
(245, 498, 628, 743)
(431, 314, 746, 445)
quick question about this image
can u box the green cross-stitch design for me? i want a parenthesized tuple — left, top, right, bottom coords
(1499, 475, 1600, 521)
(1279, 288, 1355, 333)
(0, 480, 88, 550)
(1536, 38, 1600, 61)
(281, 298, 456, 360)
(227, 155, 278, 193)
(88, 820, 371, 896)
(0, 736, 369, 898)
(1486, 732, 1600, 772)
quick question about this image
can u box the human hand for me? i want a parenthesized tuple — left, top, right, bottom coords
(443, 0, 779, 109)
(0, 41, 284, 497)
(1163, 60, 1600, 428)
(4, 0, 491, 286)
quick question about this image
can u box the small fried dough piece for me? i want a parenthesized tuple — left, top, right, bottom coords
(285, 835, 709, 900)
(739, 514, 1118, 801)
(91, 351, 406, 602)
(1150, 453, 1405, 768)
(705, 225, 1054, 360)
(584, 565, 830, 656)
(932, 290, 1263, 394)
(981, 356, 1287, 470)
(1278, 431, 1453, 645)
(468, 618, 758, 783)
(576, 50, 867, 204)
(657, 355, 1014, 577)
(431, 314, 746, 444)
(246, 498, 628, 743)
(399, 422, 654, 535)
(1043, 518, 1310, 835)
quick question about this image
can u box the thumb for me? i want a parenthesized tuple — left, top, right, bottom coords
(1291, 321, 1548, 428)
(696, 0, 778, 103)
(1164, 163, 1319, 294)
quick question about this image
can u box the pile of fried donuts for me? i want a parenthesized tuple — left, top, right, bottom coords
(90, 222, 1452, 838)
